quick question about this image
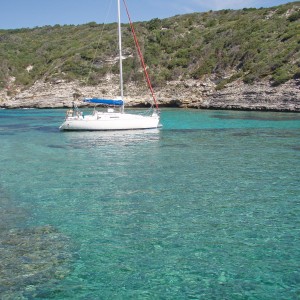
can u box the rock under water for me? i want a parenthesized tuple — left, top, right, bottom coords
(0, 190, 75, 299)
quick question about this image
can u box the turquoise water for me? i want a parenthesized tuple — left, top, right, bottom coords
(0, 108, 299, 299)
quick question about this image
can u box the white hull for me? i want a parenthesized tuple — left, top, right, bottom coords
(59, 112, 160, 131)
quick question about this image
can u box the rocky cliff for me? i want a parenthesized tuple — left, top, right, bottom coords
(0, 77, 299, 111)
(198, 79, 300, 112)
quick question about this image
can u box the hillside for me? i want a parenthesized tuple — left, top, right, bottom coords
(0, 1, 299, 110)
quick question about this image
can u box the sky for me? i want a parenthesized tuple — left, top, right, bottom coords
(0, 0, 298, 30)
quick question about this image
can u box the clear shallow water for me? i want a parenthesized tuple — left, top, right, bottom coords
(0, 108, 299, 299)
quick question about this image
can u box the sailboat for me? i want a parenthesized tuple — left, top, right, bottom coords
(59, 0, 161, 131)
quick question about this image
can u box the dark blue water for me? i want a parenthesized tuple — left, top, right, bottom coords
(0, 109, 299, 299)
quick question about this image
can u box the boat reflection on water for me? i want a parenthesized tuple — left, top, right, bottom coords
(62, 128, 161, 149)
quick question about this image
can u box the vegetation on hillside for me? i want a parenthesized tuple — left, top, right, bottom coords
(0, 1, 299, 92)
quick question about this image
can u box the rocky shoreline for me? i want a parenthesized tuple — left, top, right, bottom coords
(0, 77, 299, 112)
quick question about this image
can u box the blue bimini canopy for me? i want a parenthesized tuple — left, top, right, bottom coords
(84, 98, 124, 106)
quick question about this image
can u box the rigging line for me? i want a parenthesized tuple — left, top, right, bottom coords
(122, 0, 159, 111)
(85, 0, 114, 85)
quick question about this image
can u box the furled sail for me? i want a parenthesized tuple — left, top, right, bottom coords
(84, 98, 124, 106)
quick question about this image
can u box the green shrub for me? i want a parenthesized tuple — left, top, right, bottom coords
(243, 74, 257, 84)
(271, 69, 291, 86)
(288, 11, 300, 22)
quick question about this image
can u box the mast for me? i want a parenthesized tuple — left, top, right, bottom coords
(117, 0, 124, 112)
(122, 0, 159, 111)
